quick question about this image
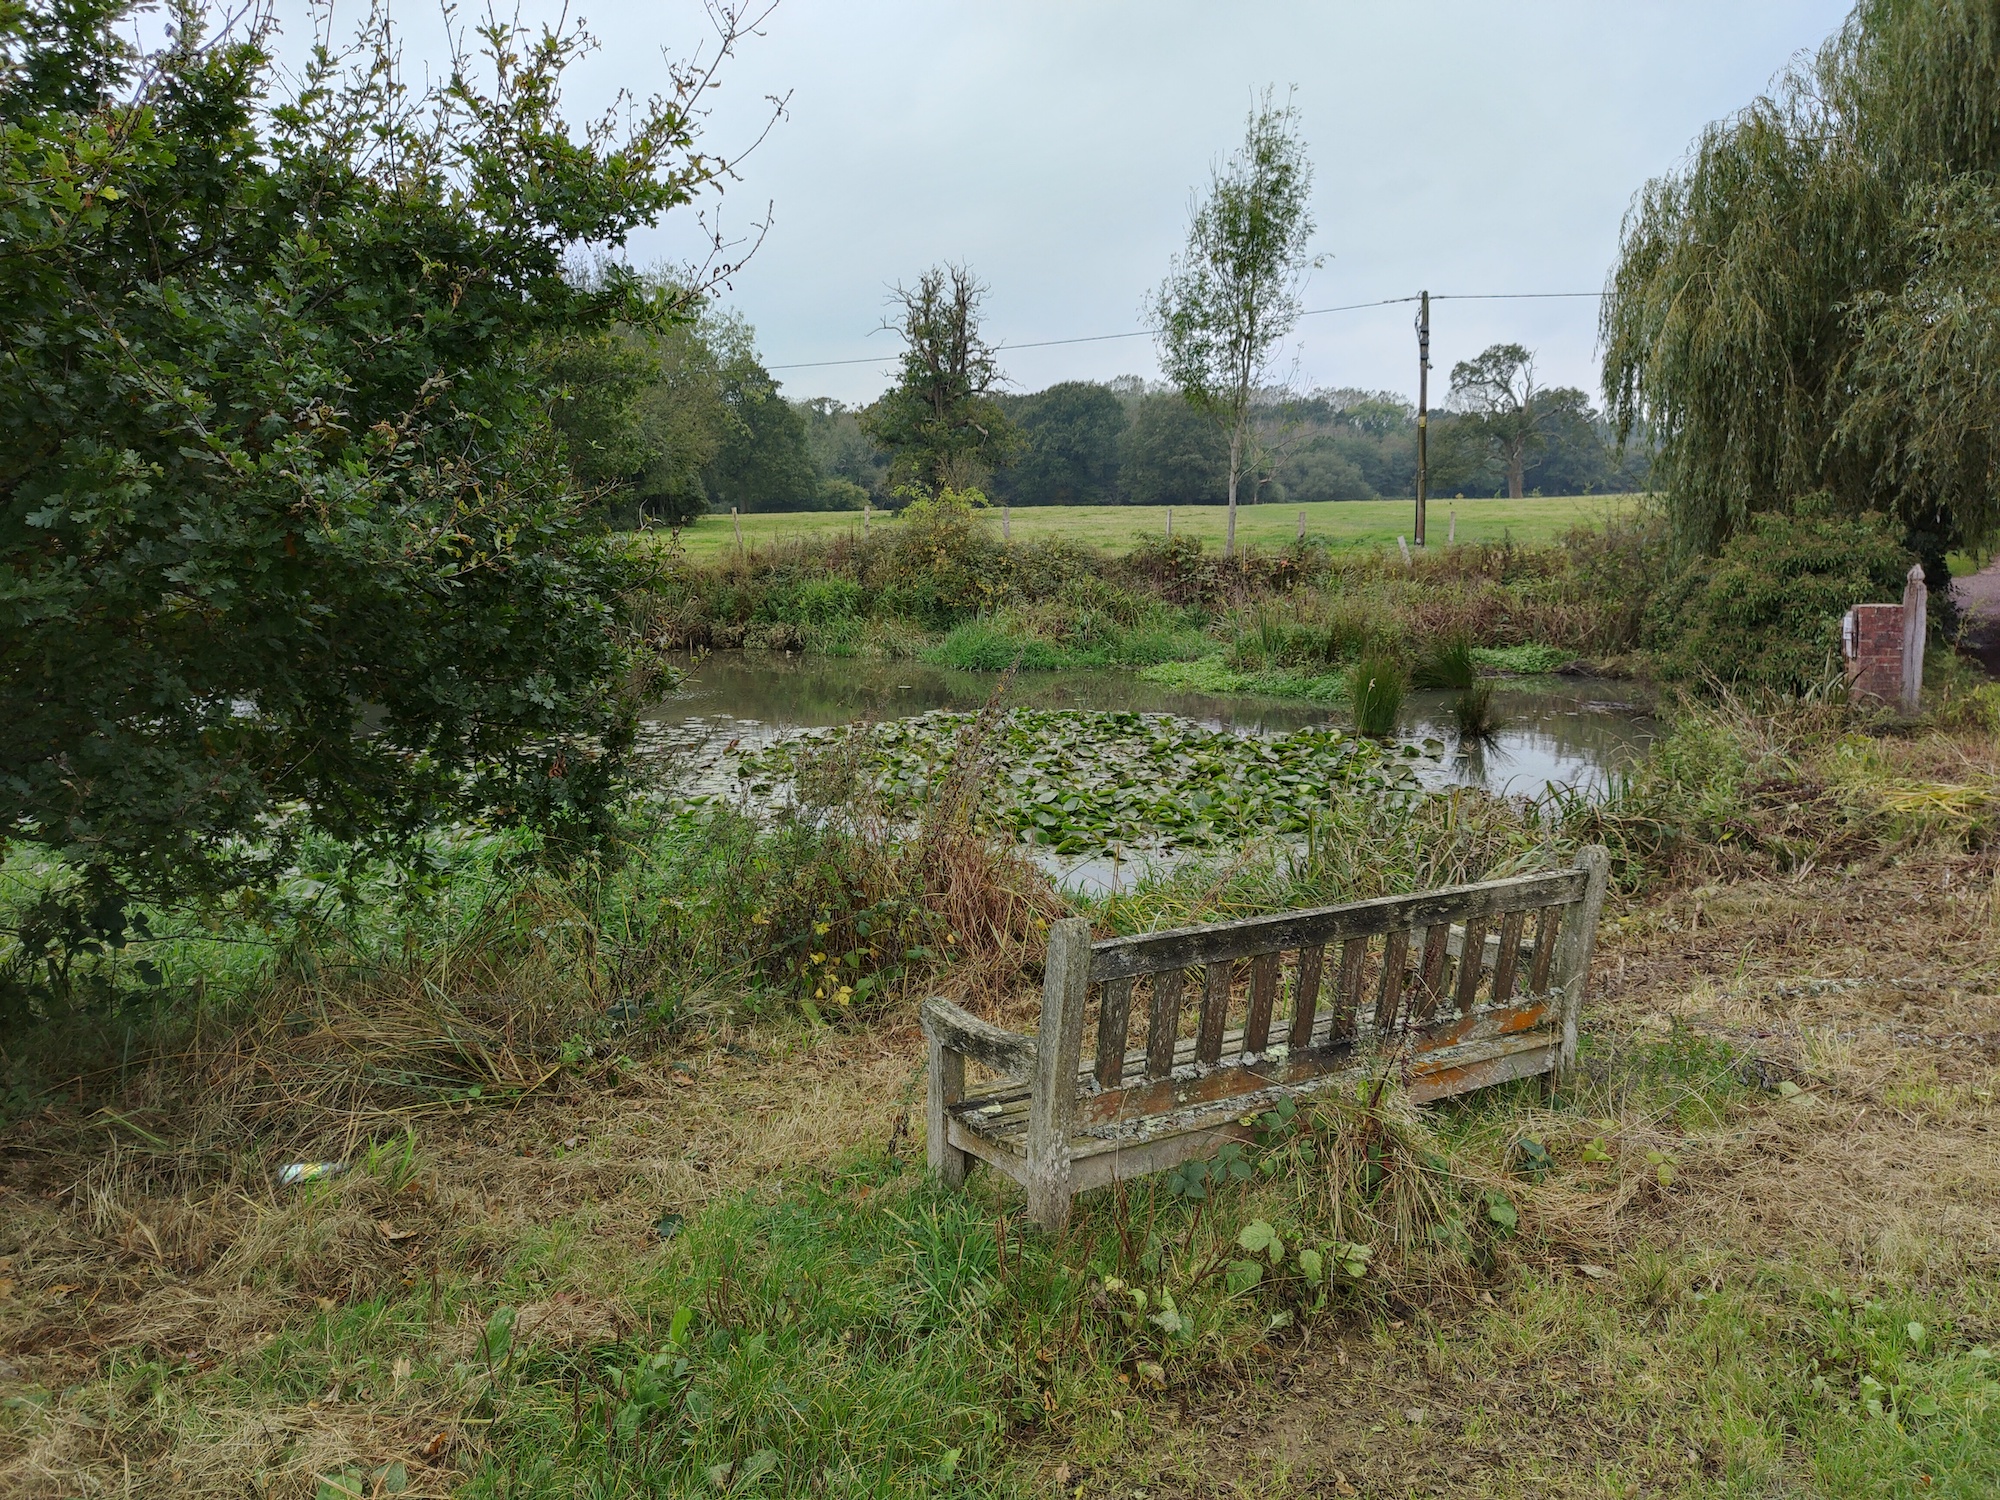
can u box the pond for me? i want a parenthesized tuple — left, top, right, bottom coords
(638, 650, 1655, 809)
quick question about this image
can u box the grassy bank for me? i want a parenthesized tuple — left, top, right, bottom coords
(658, 495, 1631, 563)
(5, 688, 2000, 1494)
(635, 501, 1656, 719)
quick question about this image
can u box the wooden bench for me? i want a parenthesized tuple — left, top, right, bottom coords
(922, 846, 1610, 1227)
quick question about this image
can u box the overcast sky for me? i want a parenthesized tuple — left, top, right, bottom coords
(289, 0, 1855, 407)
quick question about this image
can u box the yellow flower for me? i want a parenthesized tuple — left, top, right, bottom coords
(813, 921, 831, 937)
(810, 952, 826, 965)
(750, 911, 769, 926)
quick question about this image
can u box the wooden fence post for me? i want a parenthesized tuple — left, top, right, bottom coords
(732, 507, 743, 560)
(1547, 844, 1610, 1092)
(1166, 506, 1173, 540)
(924, 1013, 968, 1188)
(1901, 564, 1927, 714)
(1027, 918, 1093, 1229)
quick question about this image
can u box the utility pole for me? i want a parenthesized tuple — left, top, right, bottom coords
(1414, 289, 1430, 547)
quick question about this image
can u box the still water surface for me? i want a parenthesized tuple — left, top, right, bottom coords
(639, 651, 1655, 809)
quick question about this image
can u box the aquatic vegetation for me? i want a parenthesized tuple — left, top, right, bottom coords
(1349, 654, 1407, 736)
(739, 709, 1423, 856)
(1453, 681, 1504, 741)
(1471, 643, 1571, 674)
(1412, 635, 1477, 690)
(1138, 655, 1348, 703)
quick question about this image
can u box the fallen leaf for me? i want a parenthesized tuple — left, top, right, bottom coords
(1404, 1406, 1426, 1424)
(669, 1072, 695, 1089)
(419, 1430, 452, 1461)
(0, 1279, 14, 1300)
(376, 1221, 416, 1243)
(391, 1356, 411, 1389)
(1578, 1263, 1610, 1280)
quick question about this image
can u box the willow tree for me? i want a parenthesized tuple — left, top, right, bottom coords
(1601, 0, 2000, 573)
(1154, 89, 1319, 558)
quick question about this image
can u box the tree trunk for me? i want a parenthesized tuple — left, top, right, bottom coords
(1507, 441, 1525, 500)
(1225, 423, 1242, 558)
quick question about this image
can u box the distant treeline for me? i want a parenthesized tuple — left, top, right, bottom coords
(803, 378, 1650, 513)
(553, 311, 1650, 522)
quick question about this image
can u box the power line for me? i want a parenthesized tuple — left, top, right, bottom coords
(764, 290, 1604, 371)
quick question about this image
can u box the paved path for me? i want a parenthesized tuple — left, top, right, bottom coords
(1951, 557, 2000, 673)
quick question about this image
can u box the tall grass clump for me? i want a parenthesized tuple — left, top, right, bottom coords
(1412, 633, 1477, 689)
(1349, 654, 1407, 736)
(1453, 681, 1503, 741)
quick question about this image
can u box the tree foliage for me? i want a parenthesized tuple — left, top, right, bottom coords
(702, 315, 819, 514)
(1153, 88, 1319, 554)
(0, 0, 745, 925)
(1602, 0, 2000, 566)
(1448, 344, 1547, 500)
(993, 381, 1128, 506)
(861, 264, 1020, 493)
(1647, 507, 1914, 693)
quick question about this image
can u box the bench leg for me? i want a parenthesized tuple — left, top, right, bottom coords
(1547, 843, 1610, 1096)
(1027, 917, 1093, 1230)
(926, 1033, 969, 1188)
(1026, 1135, 1073, 1230)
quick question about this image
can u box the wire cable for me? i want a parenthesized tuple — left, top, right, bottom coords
(765, 290, 1603, 371)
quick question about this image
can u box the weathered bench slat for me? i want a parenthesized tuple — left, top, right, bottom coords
(1245, 954, 1279, 1059)
(1417, 923, 1451, 1021)
(1529, 905, 1559, 993)
(1145, 968, 1182, 1080)
(1087, 868, 1587, 981)
(1376, 927, 1409, 1030)
(1456, 917, 1489, 1012)
(1289, 943, 1325, 1050)
(1196, 961, 1231, 1065)
(1335, 935, 1366, 1041)
(1094, 977, 1133, 1089)
(1492, 909, 1525, 1001)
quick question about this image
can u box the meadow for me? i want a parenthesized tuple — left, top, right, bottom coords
(657, 494, 1632, 562)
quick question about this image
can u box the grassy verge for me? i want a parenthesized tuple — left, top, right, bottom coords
(658, 496, 1631, 563)
(6, 691, 2000, 1495)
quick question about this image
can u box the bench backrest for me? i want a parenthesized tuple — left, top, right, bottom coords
(1030, 848, 1611, 1144)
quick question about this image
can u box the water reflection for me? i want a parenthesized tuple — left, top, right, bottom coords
(638, 650, 1654, 808)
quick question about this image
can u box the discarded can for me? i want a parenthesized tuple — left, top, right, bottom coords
(278, 1162, 346, 1186)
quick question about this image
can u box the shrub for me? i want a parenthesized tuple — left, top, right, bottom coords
(1648, 509, 1914, 695)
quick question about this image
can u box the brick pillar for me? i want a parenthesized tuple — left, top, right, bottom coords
(1843, 603, 1906, 703)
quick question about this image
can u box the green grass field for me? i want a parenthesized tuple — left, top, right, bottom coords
(653, 495, 1636, 562)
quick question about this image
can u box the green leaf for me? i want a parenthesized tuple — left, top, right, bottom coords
(1485, 1193, 1519, 1233)
(1226, 1258, 1266, 1294)
(1297, 1247, 1324, 1283)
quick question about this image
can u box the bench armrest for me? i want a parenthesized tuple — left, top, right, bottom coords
(920, 997, 1038, 1080)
